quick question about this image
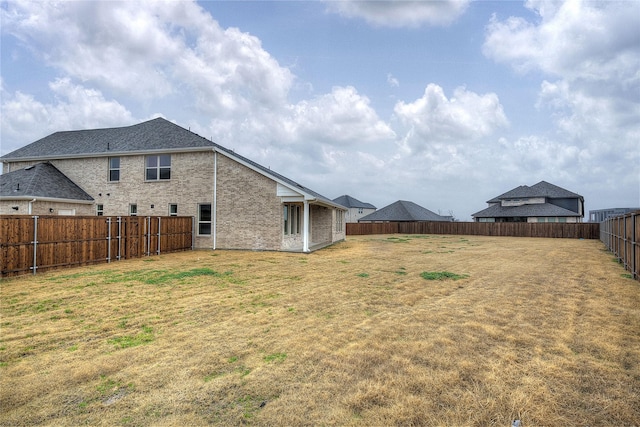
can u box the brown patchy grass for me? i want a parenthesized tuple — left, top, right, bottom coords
(1, 234, 638, 426)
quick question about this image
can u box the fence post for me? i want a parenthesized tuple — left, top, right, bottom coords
(31, 216, 39, 275)
(633, 212, 637, 280)
(107, 217, 112, 263)
(192, 216, 196, 250)
(624, 214, 628, 271)
(157, 217, 161, 255)
(146, 216, 151, 257)
(117, 216, 122, 260)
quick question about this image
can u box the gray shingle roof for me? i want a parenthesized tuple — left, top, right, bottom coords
(487, 181, 583, 203)
(359, 200, 450, 222)
(472, 202, 581, 218)
(332, 195, 376, 209)
(1, 118, 344, 210)
(0, 163, 93, 201)
(1, 118, 216, 160)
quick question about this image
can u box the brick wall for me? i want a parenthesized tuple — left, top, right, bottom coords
(215, 154, 282, 250)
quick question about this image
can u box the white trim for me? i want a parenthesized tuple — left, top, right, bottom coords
(303, 200, 310, 252)
(213, 151, 217, 250)
(0, 196, 94, 204)
(1, 146, 213, 163)
(214, 148, 346, 211)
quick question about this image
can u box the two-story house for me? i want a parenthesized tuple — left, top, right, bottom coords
(472, 181, 584, 223)
(332, 195, 376, 223)
(0, 118, 346, 252)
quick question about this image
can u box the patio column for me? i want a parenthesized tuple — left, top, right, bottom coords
(303, 200, 310, 252)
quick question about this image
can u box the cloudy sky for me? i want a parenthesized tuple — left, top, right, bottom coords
(1, 0, 639, 220)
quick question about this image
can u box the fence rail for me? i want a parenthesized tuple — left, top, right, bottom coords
(600, 210, 639, 280)
(0, 215, 193, 277)
(347, 221, 600, 239)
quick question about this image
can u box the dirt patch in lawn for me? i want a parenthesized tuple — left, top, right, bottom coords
(1, 234, 638, 426)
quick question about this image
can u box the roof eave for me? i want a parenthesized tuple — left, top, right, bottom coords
(1, 146, 215, 163)
(0, 196, 94, 204)
(214, 148, 346, 211)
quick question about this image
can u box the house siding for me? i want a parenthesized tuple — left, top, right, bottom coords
(214, 154, 282, 251)
(345, 207, 376, 223)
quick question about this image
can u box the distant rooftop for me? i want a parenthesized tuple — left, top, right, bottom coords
(359, 200, 450, 222)
(333, 195, 376, 209)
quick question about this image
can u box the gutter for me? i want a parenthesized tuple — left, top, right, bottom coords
(28, 198, 36, 215)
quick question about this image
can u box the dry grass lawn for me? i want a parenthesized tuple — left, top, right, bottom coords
(1, 234, 639, 426)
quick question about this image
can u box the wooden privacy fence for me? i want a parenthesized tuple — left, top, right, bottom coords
(600, 210, 639, 280)
(347, 221, 600, 239)
(1, 215, 193, 277)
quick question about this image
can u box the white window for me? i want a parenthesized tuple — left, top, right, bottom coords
(336, 210, 344, 232)
(198, 204, 212, 235)
(283, 204, 301, 235)
(129, 204, 137, 216)
(109, 157, 120, 182)
(146, 155, 171, 180)
(96, 204, 104, 216)
(169, 204, 178, 216)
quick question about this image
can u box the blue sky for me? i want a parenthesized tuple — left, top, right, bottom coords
(1, 0, 639, 220)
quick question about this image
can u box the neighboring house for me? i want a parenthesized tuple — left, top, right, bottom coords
(332, 195, 376, 223)
(0, 162, 95, 215)
(589, 208, 640, 223)
(0, 117, 346, 252)
(358, 200, 452, 223)
(472, 181, 584, 223)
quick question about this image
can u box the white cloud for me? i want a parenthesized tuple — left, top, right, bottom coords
(484, 0, 640, 85)
(1, 0, 294, 111)
(1, 78, 133, 153)
(325, 0, 471, 27)
(394, 84, 508, 150)
(387, 73, 400, 88)
(285, 86, 396, 146)
(483, 0, 640, 208)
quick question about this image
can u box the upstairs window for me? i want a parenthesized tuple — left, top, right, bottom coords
(169, 204, 178, 216)
(109, 157, 120, 182)
(96, 204, 104, 216)
(146, 155, 171, 181)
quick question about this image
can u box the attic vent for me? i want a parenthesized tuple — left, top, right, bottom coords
(25, 165, 35, 170)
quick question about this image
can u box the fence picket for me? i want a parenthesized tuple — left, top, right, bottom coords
(0, 215, 193, 277)
(347, 221, 600, 239)
(601, 210, 640, 281)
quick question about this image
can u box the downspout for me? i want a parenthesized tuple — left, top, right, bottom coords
(28, 198, 37, 215)
(213, 150, 217, 250)
(303, 200, 310, 252)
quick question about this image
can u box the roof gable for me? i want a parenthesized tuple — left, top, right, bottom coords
(359, 200, 449, 222)
(488, 181, 583, 203)
(472, 202, 582, 218)
(0, 163, 93, 201)
(332, 195, 376, 209)
(1, 118, 216, 160)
